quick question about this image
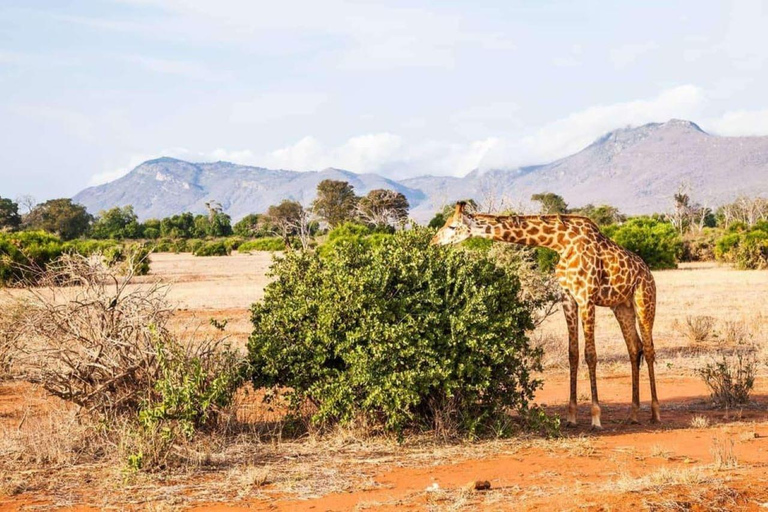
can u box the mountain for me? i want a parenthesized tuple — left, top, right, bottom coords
(74, 158, 425, 221)
(73, 120, 768, 221)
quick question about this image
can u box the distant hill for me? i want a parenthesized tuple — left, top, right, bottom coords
(74, 158, 425, 221)
(73, 120, 768, 221)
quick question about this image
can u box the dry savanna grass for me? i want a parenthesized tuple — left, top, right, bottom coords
(1, 255, 768, 511)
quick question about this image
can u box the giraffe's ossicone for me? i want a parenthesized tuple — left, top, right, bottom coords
(432, 202, 661, 428)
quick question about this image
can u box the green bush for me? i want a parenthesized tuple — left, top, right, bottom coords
(603, 217, 682, 270)
(193, 241, 230, 257)
(248, 227, 543, 436)
(681, 228, 722, 262)
(327, 222, 372, 241)
(186, 238, 204, 254)
(138, 337, 244, 441)
(0, 231, 65, 285)
(714, 225, 768, 269)
(238, 237, 287, 252)
(223, 237, 245, 251)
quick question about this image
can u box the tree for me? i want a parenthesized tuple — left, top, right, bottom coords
(0, 197, 21, 231)
(142, 219, 161, 239)
(312, 180, 358, 227)
(24, 199, 92, 240)
(91, 205, 142, 239)
(531, 193, 568, 214)
(264, 200, 305, 246)
(233, 214, 264, 238)
(357, 189, 409, 229)
(204, 201, 233, 237)
(160, 213, 195, 238)
(569, 204, 626, 226)
(15, 195, 36, 215)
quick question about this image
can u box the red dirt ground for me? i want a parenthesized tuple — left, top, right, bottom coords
(3, 374, 768, 511)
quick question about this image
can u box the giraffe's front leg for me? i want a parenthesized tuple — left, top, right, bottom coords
(562, 295, 579, 427)
(580, 303, 601, 430)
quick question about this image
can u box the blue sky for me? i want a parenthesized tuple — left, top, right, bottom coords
(2, 0, 768, 201)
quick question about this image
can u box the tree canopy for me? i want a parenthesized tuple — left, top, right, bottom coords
(0, 197, 21, 231)
(312, 179, 358, 227)
(24, 199, 92, 240)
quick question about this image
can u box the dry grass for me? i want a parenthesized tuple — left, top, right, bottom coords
(710, 434, 738, 469)
(532, 331, 568, 370)
(0, 408, 102, 467)
(675, 315, 716, 349)
(690, 415, 710, 428)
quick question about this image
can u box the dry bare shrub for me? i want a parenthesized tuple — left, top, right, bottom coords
(710, 435, 738, 469)
(721, 320, 749, 346)
(697, 352, 756, 408)
(10, 253, 173, 417)
(531, 331, 568, 370)
(675, 315, 716, 349)
(0, 302, 25, 380)
(690, 415, 710, 428)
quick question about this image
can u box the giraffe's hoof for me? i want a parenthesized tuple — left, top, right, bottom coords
(650, 416, 661, 424)
(590, 424, 603, 432)
(627, 418, 641, 425)
(565, 420, 578, 429)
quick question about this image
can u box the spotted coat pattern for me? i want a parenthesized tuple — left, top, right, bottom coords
(432, 202, 661, 428)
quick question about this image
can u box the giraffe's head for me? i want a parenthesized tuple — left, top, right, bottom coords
(431, 202, 473, 246)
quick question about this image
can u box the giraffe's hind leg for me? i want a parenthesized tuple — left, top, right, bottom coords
(612, 301, 642, 424)
(562, 293, 579, 426)
(634, 276, 661, 423)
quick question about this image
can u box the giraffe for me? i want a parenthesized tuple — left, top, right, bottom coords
(431, 202, 661, 429)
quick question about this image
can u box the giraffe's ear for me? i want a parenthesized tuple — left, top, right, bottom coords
(455, 201, 467, 217)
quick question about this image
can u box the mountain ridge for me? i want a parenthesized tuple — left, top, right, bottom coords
(73, 119, 768, 221)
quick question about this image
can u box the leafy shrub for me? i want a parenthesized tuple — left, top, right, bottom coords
(238, 237, 286, 252)
(327, 222, 372, 241)
(536, 247, 560, 272)
(136, 337, 243, 445)
(223, 237, 245, 251)
(186, 238, 204, 254)
(0, 231, 64, 285)
(193, 241, 230, 257)
(1, 232, 151, 285)
(248, 227, 542, 436)
(681, 228, 722, 262)
(715, 224, 768, 269)
(603, 217, 682, 270)
(698, 353, 756, 407)
(460, 237, 493, 251)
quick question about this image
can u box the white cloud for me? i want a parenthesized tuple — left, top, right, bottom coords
(610, 41, 659, 69)
(88, 148, 192, 186)
(479, 84, 707, 169)
(706, 108, 768, 136)
(91, 85, 768, 187)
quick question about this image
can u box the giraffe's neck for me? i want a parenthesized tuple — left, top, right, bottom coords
(467, 214, 570, 252)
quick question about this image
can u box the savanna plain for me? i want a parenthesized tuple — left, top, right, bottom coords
(2, 252, 768, 511)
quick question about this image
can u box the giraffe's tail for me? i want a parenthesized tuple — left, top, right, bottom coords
(637, 346, 645, 368)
